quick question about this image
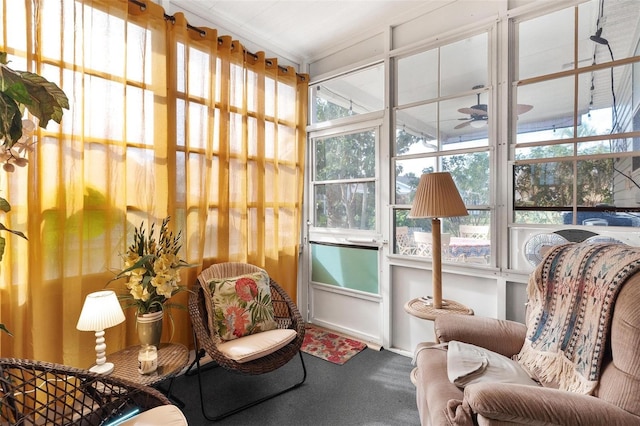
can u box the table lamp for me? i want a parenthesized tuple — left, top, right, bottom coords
(76, 290, 125, 374)
(409, 172, 468, 308)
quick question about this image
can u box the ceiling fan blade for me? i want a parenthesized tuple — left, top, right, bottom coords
(516, 104, 533, 114)
(454, 120, 472, 129)
(458, 107, 487, 116)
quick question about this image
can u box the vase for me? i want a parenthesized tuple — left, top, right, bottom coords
(137, 310, 163, 348)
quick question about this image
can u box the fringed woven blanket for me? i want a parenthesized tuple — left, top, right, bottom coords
(517, 242, 640, 394)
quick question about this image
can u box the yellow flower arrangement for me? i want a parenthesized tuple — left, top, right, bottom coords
(111, 216, 191, 315)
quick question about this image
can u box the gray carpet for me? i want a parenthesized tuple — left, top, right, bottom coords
(166, 348, 421, 425)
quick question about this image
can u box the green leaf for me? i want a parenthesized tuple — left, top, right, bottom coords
(14, 70, 69, 125)
(0, 235, 5, 262)
(0, 323, 12, 336)
(164, 301, 188, 311)
(0, 91, 25, 144)
(0, 223, 27, 240)
(3, 80, 32, 105)
(0, 197, 10, 213)
(0, 61, 69, 131)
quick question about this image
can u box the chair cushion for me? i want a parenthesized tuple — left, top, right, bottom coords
(119, 405, 188, 425)
(447, 341, 539, 388)
(206, 268, 277, 341)
(217, 328, 297, 363)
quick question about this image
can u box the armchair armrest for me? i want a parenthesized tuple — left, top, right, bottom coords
(435, 315, 526, 357)
(463, 382, 640, 425)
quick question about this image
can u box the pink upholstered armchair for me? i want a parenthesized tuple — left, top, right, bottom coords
(413, 243, 640, 425)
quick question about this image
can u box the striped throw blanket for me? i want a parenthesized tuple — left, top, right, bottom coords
(517, 242, 640, 394)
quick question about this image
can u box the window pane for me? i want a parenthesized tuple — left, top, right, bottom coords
(394, 155, 492, 208)
(397, 49, 438, 105)
(395, 94, 491, 154)
(311, 63, 384, 123)
(449, 212, 491, 264)
(565, 209, 640, 227)
(314, 130, 376, 180)
(441, 33, 487, 97)
(188, 47, 211, 99)
(516, 143, 574, 160)
(518, 7, 575, 80)
(514, 209, 565, 225)
(514, 161, 574, 209)
(578, 64, 635, 137)
(576, 158, 614, 206)
(513, 0, 640, 230)
(395, 158, 435, 204)
(577, 136, 634, 156)
(577, 157, 640, 210)
(395, 104, 438, 156)
(513, 156, 640, 227)
(314, 182, 376, 230)
(516, 78, 574, 141)
(578, 1, 640, 69)
(442, 94, 489, 147)
(443, 152, 490, 206)
(393, 209, 491, 264)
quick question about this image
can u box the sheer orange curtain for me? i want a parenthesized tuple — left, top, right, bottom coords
(0, 0, 308, 368)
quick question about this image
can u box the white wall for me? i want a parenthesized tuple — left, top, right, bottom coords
(391, 262, 502, 353)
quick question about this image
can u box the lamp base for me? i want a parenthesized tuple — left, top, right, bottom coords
(89, 362, 114, 375)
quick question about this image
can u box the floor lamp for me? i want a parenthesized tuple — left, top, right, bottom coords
(409, 172, 468, 309)
(76, 290, 126, 374)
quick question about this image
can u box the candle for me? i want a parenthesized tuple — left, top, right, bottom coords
(138, 344, 158, 374)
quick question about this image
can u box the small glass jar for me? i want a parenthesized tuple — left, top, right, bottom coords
(138, 344, 158, 375)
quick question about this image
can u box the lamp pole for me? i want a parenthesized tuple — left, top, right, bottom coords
(431, 217, 443, 309)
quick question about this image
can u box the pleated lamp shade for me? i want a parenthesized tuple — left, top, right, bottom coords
(76, 290, 125, 332)
(408, 172, 468, 219)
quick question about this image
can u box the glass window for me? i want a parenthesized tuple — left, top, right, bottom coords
(440, 34, 488, 97)
(315, 131, 375, 180)
(395, 104, 438, 155)
(397, 49, 438, 105)
(443, 153, 490, 206)
(518, 7, 575, 80)
(513, 0, 640, 227)
(310, 64, 384, 124)
(393, 209, 491, 264)
(392, 31, 493, 264)
(312, 129, 377, 230)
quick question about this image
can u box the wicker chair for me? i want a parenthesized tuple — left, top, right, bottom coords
(0, 357, 171, 425)
(188, 262, 307, 421)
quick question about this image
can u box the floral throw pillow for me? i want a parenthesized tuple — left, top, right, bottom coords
(206, 269, 277, 342)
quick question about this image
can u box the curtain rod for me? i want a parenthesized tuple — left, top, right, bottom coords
(128, 0, 303, 78)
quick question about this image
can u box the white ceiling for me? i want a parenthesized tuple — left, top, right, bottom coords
(168, 0, 446, 64)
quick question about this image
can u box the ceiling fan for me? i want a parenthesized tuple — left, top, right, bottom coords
(455, 85, 533, 129)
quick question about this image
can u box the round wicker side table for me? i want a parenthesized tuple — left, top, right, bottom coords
(404, 297, 474, 321)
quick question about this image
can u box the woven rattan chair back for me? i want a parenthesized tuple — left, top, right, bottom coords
(0, 358, 169, 425)
(187, 262, 307, 421)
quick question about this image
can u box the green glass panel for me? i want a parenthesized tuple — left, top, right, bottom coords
(311, 243, 378, 294)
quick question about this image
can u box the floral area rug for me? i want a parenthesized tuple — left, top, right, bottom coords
(301, 325, 367, 365)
